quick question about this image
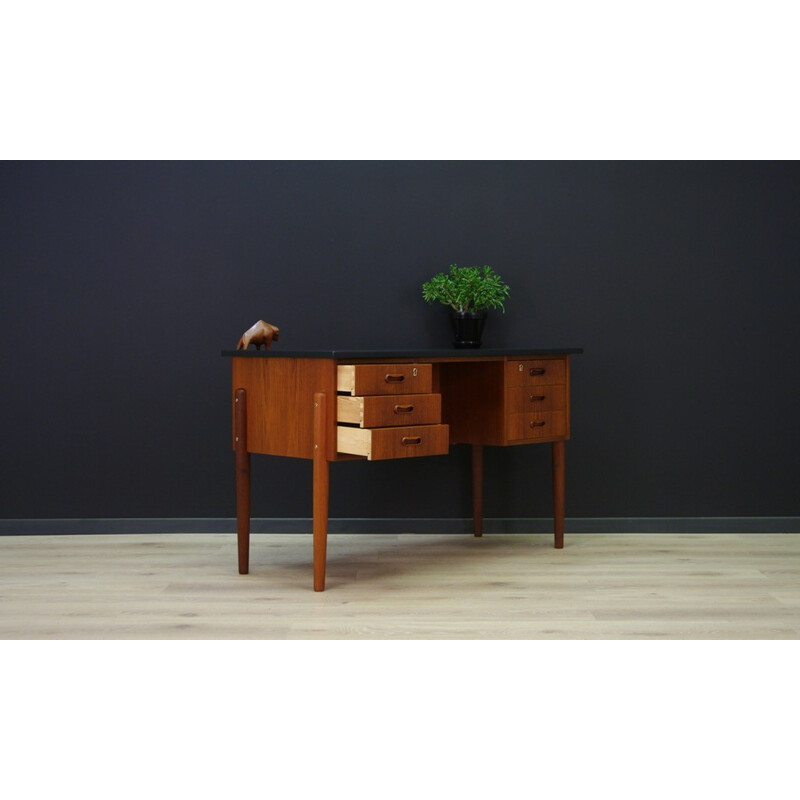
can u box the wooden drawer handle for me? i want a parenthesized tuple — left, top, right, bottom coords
(530, 420, 546, 428)
(401, 436, 422, 445)
(529, 367, 546, 376)
(394, 404, 414, 414)
(384, 373, 406, 383)
(529, 394, 546, 402)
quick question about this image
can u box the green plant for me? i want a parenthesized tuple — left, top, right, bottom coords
(422, 264, 510, 314)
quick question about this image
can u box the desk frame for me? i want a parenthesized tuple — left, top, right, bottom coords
(227, 350, 579, 591)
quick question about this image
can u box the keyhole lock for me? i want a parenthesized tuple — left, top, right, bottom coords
(412, 367, 418, 377)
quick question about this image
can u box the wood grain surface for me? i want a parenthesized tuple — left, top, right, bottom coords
(2, 533, 799, 639)
(337, 363, 433, 395)
(337, 423, 450, 460)
(337, 393, 442, 428)
(505, 357, 567, 387)
(232, 356, 337, 459)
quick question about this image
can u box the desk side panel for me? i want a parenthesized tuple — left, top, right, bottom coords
(232, 357, 336, 459)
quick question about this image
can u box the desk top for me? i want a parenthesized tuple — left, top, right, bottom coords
(222, 347, 583, 359)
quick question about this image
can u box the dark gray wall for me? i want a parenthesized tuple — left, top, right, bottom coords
(1, 161, 799, 521)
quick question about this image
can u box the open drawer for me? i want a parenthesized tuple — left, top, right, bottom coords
(337, 393, 441, 428)
(337, 363, 433, 395)
(337, 423, 449, 460)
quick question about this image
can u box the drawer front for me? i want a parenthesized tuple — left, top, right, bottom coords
(507, 385, 567, 415)
(337, 363, 433, 395)
(508, 411, 566, 441)
(506, 358, 566, 387)
(337, 393, 441, 428)
(337, 424, 449, 460)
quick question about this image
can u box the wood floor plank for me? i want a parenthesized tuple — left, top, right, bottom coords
(1, 532, 799, 639)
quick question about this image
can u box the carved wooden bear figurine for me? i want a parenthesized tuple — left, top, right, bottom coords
(236, 320, 280, 350)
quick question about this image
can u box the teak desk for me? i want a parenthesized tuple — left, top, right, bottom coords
(222, 347, 582, 590)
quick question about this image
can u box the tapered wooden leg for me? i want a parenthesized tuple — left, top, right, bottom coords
(552, 440, 565, 549)
(235, 388, 251, 574)
(472, 444, 484, 537)
(313, 392, 329, 591)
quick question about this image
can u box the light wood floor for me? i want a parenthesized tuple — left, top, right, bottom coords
(1, 532, 799, 639)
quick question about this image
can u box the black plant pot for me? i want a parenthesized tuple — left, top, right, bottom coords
(451, 311, 487, 348)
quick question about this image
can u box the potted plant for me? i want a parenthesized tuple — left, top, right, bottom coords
(422, 264, 510, 348)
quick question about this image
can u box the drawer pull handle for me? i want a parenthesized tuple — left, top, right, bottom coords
(529, 367, 546, 376)
(394, 404, 414, 414)
(401, 436, 422, 445)
(385, 373, 405, 383)
(529, 394, 546, 402)
(530, 420, 546, 428)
